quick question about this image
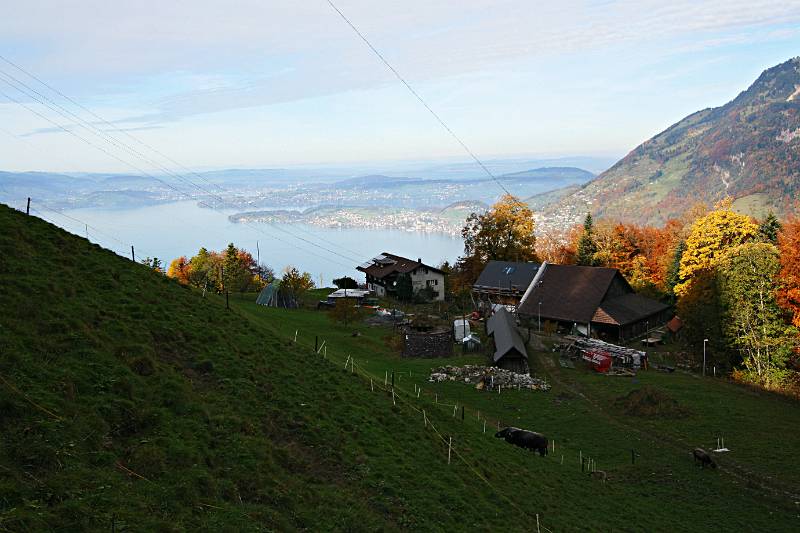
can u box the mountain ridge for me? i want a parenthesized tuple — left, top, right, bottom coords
(543, 57, 800, 227)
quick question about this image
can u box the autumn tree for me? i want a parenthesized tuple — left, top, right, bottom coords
(777, 217, 800, 328)
(717, 242, 796, 389)
(674, 204, 758, 358)
(462, 194, 537, 264)
(222, 243, 262, 294)
(281, 266, 315, 302)
(329, 297, 363, 325)
(186, 247, 220, 289)
(575, 213, 599, 266)
(166, 256, 192, 285)
(674, 206, 758, 297)
(140, 257, 163, 273)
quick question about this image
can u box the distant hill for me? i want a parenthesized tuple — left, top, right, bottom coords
(546, 57, 800, 227)
(332, 174, 422, 188)
(499, 167, 594, 182)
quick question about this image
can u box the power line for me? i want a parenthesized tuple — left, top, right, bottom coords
(0, 58, 368, 265)
(0, 71, 358, 269)
(325, 0, 511, 197)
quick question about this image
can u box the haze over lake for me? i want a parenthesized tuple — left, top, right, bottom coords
(53, 201, 464, 283)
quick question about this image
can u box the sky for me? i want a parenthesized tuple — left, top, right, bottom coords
(1, 0, 799, 173)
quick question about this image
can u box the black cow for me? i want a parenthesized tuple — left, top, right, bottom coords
(495, 426, 548, 457)
(693, 448, 716, 469)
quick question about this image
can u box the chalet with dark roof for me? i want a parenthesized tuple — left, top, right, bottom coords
(517, 262, 671, 341)
(472, 260, 541, 307)
(356, 253, 445, 301)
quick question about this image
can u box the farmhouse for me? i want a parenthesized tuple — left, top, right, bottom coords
(486, 307, 529, 374)
(472, 260, 541, 308)
(356, 253, 445, 301)
(517, 262, 671, 341)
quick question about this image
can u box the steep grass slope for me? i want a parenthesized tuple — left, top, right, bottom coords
(1, 204, 798, 531)
(0, 204, 534, 531)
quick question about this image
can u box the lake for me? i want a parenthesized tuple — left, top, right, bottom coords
(54, 201, 464, 284)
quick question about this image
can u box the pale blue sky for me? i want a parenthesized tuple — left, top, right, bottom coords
(1, 0, 799, 173)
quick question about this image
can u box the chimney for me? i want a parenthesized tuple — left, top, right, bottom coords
(418, 257, 422, 263)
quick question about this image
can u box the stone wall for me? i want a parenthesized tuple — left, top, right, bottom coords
(401, 328, 453, 358)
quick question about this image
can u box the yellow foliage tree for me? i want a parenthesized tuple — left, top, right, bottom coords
(462, 194, 537, 263)
(674, 207, 758, 297)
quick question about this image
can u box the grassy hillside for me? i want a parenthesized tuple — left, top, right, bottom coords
(1, 203, 799, 531)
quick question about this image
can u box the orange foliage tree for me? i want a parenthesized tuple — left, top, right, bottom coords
(777, 217, 800, 328)
(166, 256, 192, 285)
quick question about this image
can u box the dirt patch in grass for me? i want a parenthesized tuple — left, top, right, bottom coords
(614, 386, 691, 418)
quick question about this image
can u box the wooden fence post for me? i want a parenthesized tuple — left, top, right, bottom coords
(26, 197, 31, 215)
(448, 437, 452, 465)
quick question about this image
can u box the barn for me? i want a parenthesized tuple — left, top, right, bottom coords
(486, 308, 529, 374)
(517, 262, 671, 341)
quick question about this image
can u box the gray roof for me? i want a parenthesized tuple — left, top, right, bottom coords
(486, 308, 528, 362)
(473, 260, 541, 293)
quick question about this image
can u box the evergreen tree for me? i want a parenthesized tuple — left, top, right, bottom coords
(395, 273, 413, 302)
(758, 212, 782, 243)
(576, 213, 598, 266)
(666, 240, 686, 297)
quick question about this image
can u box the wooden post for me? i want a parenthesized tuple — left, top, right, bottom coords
(130, 245, 135, 262)
(536, 514, 540, 533)
(344, 355, 350, 369)
(461, 405, 464, 421)
(370, 378, 374, 392)
(448, 437, 452, 465)
(483, 420, 486, 433)
(294, 330, 298, 343)
(392, 388, 395, 406)
(631, 449, 636, 464)
(552, 439, 555, 453)
(315, 336, 319, 352)
(435, 393, 438, 404)
(423, 410, 427, 427)
(453, 404, 457, 417)
(384, 371, 388, 387)
(417, 388, 420, 398)
(26, 197, 30, 215)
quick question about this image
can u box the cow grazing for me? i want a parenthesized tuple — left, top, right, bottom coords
(495, 426, 548, 457)
(693, 448, 716, 469)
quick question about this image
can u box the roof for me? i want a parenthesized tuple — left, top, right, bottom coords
(473, 260, 541, 293)
(517, 263, 623, 323)
(328, 288, 371, 299)
(486, 308, 528, 362)
(356, 252, 444, 280)
(666, 316, 683, 333)
(592, 293, 670, 326)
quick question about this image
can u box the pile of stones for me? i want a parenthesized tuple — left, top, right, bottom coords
(428, 365, 550, 391)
